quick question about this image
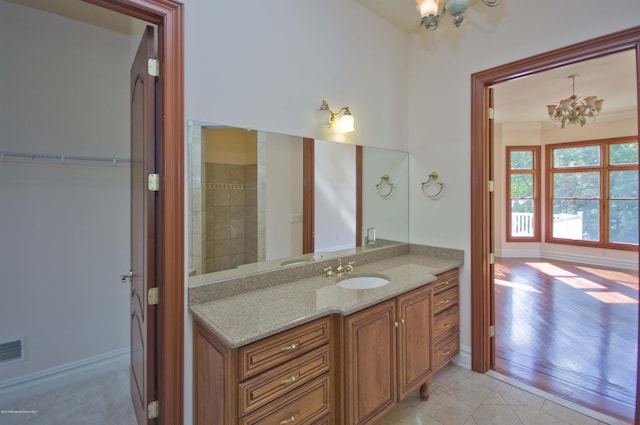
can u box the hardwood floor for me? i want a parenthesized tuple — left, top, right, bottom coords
(494, 257, 639, 423)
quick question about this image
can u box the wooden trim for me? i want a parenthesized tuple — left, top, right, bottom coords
(471, 26, 640, 425)
(356, 145, 363, 247)
(505, 146, 541, 243)
(544, 137, 638, 251)
(303, 138, 315, 254)
(82, 1, 184, 424)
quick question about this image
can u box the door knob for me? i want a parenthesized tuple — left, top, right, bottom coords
(120, 270, 133, 284)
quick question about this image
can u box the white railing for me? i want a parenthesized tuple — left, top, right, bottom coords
(510, 212, 584, 239)
(511, 212, 534, 236)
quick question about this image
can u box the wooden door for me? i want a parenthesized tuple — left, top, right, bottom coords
(344, 300, 397, 425)
(130, 25, 158, 425)
(396, 286, 432, 400)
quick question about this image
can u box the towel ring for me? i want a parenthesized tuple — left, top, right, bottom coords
(421, 171, 444, 199)
(376, 174, 395, 198)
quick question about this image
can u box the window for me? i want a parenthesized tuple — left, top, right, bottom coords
(506, 146, 541, 242)
(546, 137, 638, 250)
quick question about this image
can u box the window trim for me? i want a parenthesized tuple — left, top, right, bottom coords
(545, 136, 638, 251)
(506, 145, 541, 242)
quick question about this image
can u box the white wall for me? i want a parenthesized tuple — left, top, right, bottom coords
(408, 0, 640, 360)
(362, 147, 410, 243)
(265, 132, 303, 261)
(0, 0, 137, 396)
(314, 140, 357, 252)
(182, 0, 409, 151)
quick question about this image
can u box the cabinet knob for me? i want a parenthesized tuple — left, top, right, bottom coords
(280, 374, 300, 386)
(280, 411, 301, 424)
(394, 321, 399, 327)
(280, 342, 300, 352)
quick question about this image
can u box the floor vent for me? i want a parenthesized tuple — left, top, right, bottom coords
(0, 339, 23, 364)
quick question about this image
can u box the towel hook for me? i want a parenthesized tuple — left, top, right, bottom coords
(421, 171, 444, 199)
(376, 174, 395, 198)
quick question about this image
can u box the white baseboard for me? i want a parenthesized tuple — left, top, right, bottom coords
(0, 347, 130, 405)
(496, 249, 637, 271)
(453, 344, 471, 370)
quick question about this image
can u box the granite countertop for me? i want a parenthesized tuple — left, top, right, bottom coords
(190, 253, 462, 348)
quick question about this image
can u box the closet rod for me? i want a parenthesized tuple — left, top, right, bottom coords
(0, 151, 131, 167)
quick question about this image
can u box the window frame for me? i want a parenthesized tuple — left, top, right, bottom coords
(545, 136, 638, 251)
(506, 146, 541, 242)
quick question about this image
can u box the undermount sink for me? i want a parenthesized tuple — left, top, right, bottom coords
(336, 274, 390, 290)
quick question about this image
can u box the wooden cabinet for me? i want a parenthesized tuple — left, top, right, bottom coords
(432, 269, 460, 373)
(193, 268, 459, 425)
(194, 316, 332, 425)
(343, 284, 433, 425)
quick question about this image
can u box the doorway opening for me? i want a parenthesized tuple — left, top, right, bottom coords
(471, 26, 640, 425)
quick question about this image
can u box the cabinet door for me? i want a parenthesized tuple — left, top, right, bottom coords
(397, 286, 433, 400)
(344, 300, 397, 425)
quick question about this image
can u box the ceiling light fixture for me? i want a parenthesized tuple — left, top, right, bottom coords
(319, 100, 355, 132)
(416, 0, 499, 30)
(546, 74, 604, 128)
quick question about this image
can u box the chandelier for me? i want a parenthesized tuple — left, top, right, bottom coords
(416, 0, 499, 30)
(546, 74, 604, 128)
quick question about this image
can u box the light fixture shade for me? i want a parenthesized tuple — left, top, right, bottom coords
(417, 0, 439, 17)
(340, 113, 355, 132)
(444, 0, 469, 16)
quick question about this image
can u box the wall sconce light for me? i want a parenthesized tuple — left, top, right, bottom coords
(319, 100, 355, 132)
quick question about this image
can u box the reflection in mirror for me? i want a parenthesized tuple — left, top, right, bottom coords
(187, 121, 409, 284)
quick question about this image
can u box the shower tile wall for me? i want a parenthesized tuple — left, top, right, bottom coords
(205, 163, 257, 273)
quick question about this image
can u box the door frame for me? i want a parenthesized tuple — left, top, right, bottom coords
(83, 1, 184, 423)
(470, 26, 640, 424)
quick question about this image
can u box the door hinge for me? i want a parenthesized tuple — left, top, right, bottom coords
(148, 287, 159, 306)
(148, 400, 159, 419)
(489, 253, 495, 264)
(148, 174, 160, 191)
(488, 180, 494, 192)
(489, 325, 495, 338)
(147, 58, 159, 77)
(488, 107, 495, 120)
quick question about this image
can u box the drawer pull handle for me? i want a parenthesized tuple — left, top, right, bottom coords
(280, 411, 301, 424)
(442, 280, 450, 285)
(442, 323, 451, 329)
(280, 374, 300, 385)
(441, 350, 451, 356)
(280, 342, 300, 352)
(437, 299, 451, 306)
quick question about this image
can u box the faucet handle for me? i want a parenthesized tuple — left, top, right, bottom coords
(323, 266, 334, 277)
(345, 261, 356, 273)
(336, 259, 345, 275)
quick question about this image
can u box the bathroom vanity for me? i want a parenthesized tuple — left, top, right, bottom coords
(191, 245, 461, 425)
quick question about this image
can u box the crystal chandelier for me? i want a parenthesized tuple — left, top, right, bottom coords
(416, 0, 500, 30)
(546, 74, 604, 128)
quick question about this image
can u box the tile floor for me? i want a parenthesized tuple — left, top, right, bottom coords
(0, 363, 630, 424)
(378, 364, 630, 425)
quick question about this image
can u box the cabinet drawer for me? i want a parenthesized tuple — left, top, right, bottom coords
(240, 376, 331, 425)
(433, 305, 459, 342)
(239, 317, 331, 380)
(434, 333, 459, 371)
(433, 286, 458, 315)
(432, 270, 458, 294)
(239, 345, 330, 416)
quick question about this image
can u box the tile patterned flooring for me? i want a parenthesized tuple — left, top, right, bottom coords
(377, 364, 629, 425)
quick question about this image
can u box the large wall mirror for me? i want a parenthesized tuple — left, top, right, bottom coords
(187, 121, 409, 284)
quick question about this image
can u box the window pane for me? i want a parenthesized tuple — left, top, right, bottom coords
(553, 145, 600, 168)
(610, 170, 639, 199)
(510, 174, 533, 198)
(511, 200, 534, 237)
(609, 200, 639, 245)
(610, 142, 638, 165)
(552, 200, 599, 241)
(553, 172, 600, 198)
(510, 151, 533, 169)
